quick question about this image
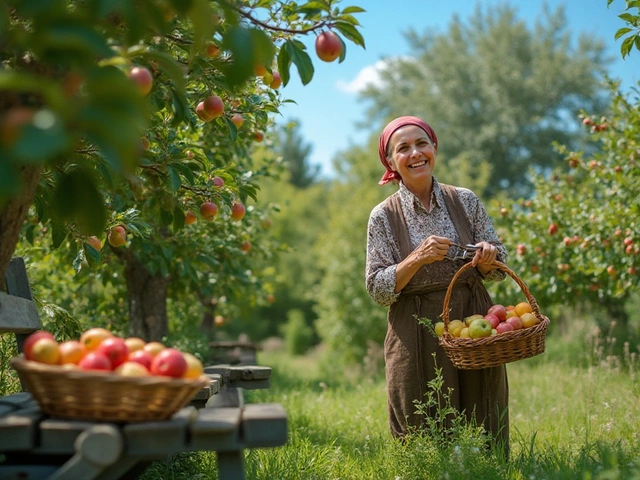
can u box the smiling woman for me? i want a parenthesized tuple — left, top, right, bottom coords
(365, 115, 510, 453)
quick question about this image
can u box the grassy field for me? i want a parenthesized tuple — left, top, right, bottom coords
(142, 327, 640, 480)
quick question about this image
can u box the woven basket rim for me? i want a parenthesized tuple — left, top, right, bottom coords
(10, 356, 209, 388)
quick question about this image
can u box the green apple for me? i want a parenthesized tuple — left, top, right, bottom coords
(464, 314, 484, 326)
(468, 319, 493, 338)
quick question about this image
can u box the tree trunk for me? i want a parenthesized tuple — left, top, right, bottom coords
(122, 251, 169, 342)
(0, 165, 42, 289)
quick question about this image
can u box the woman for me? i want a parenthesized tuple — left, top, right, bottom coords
(365, 115, 509, 452)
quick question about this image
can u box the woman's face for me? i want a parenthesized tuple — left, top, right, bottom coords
(387, 125, 436, 186)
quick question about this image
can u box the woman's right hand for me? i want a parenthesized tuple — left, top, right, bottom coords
(412, 235, 452, 266)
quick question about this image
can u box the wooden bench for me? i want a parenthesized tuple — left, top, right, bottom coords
(209, 340, 261, 366)
(0, 258, 288, 480)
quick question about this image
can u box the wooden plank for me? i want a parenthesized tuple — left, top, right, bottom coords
(0, 392, 35, 417)
(228, 365, 271, 381)
(0, 407, 41, 451)
(0, 465, 58, 480)
(5, 258, 34, 300)
(233, 378, 270, 390)
(241, 403, 288, 448)
(217, 451, 246, 480)
(122, 407, 194, 457)
(189, 407, 242, 451)
(0, 292, 41, 333)
(38, 418, 97, 454)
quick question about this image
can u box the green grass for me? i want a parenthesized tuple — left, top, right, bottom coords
(142, 333, 640, 480)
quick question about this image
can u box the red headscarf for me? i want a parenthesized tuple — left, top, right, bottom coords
(377, 116, 438, 185)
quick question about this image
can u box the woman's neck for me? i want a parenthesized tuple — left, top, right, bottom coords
(404, 176, 434, 210)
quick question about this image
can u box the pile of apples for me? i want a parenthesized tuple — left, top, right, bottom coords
(22, 328, 204, 380)
(436, 302, 541, 339)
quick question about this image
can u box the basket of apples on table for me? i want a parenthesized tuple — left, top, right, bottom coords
(437, 261, 550, 370)
(10, 328, 209, 422)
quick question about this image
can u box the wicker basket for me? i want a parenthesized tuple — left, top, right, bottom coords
(10, 356, 209, 422)
(439, 261, 550, 370)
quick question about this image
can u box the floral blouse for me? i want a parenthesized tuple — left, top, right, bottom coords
(365, 178, 507, 307)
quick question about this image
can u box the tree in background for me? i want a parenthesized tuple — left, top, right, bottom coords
(275, 119, 319, 188)
(358, 3, 610, 198)
(1, 0, 366, 341)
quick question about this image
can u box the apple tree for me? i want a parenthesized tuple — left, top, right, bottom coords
(490, 80, 640, 335)
(1, 0, 366, 341)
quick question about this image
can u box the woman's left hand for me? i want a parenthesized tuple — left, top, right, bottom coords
(471, 241, 498, 268)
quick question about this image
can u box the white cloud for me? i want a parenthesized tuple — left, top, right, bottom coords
(335, 60, 387, 94)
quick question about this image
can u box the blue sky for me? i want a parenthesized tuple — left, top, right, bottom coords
(275, 0, 639, 177)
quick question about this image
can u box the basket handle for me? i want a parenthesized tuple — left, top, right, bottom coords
(440, 261, 540, 330)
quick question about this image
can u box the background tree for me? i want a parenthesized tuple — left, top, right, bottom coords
(275, 119, 319, 188)
(1, 0, 366, 342)
(358, 4, 610, 198)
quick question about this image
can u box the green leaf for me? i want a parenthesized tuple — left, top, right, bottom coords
(224, 116, 238, 143)
(298, 1, 331, 12)
(342, 6, 366, 14)
(333, 21, 366, 48)
(84, 243, 101, 268)
(277, 45, 292, 87)
(170, 162, 196, 185)
(13, 114, 70, 163)
(51, 220, 68, 249)
(284, 41, 314, 86)
(172, 205, 185, 232)
(167, 165, 182, 191)
(222, 26, 275, 87)
(618, 13, 637, 24)
(139, 49, 186, 91)
(73, 249, 84, 274)
(52, 169, 107, 235)
(615, 27, 633, 40)
(621, 35, 635, 58)
(336, 14, 361, 26)
(41, 22, 115, 59)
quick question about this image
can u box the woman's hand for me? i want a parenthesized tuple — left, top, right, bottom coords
(413, 235, 452, 266)
(471, 241, 498, 271)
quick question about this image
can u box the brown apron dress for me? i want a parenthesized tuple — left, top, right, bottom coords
(382, 184, 509, 452)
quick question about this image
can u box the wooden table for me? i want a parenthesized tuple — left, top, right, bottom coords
(0, 366, 287, 480)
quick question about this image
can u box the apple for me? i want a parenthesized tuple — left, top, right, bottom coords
(315, 30, 342, 62)
(196, 102, 214, 122)
(96, 337, 129, 369)
(200, 201, 218, 220)
(115, 361, 150, 377)
(128, 349, 154, 370)
(58, 340, 86, 365)
(514, 301, 533, 317)
(203, 95, 224, 118)
(459, 327, 470, 338)
(491, 329, 498, 336)
(516, 244, 526, 255)
(230, 114, 244, 128)
(487, 304, 507, 322)
(30, 338, 60, 364)
(124, 337, 146, 353)
(548, 223, 558, 235)
(266, 294, 276, 303)
(143, 341, 165, 357)
(230, 201, 245, 221)
(214, 315, 225, 327)
(150, 348, 188, 378)
(520, 312, 538, 329)
(185, 210, 197, 225)
(496, 322, 514, 334)
(212, 176, 225, 187)
(464, 314, 484, 327)
(484, 314, 501, 330)
(253, 131, 264, 142)
(205, 43, 220, 58)
(80, 327, 113, 351)
(85, 236, 102, 251)
(108, 226, 127, 247)
(447, 319, 464, 337)
(23, 330, 55, 359)
(253, 64, 267, 76)
(128, 66, 153, 95)
(183, 353, 204, 379)
(434, 322, 445, 337)
(469, 319, 492, 338)
(270, 71, 282, 89)
(241, 241, 251, 252)
(79, 352, 112, 371)
(506, 316, 523, 330)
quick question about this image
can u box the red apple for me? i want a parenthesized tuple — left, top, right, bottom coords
(315, 31, 342, 62)
(85, 236, 102, 251)
(150, 348, 188, 378)
(506, 316, 523, 330)
(196, 101, 215, 122)
(79, 351, 112, 371)
(205, 44, 220, 58)
(487, 304, 507, 322)
(548, 223, 558, 235)
(185, 210, 197, 225)
(108, 226, 127, 247)
(212, 176, 225, 187)
(23, 330, 55, 359)
(128, 349, 154, 370)
(516, 244, 526, 255)
(495, 322, 515, 334)
(241, 241, 251, 252)
(203, 95, 224, 118)
(200, 201, 218, 220)
(484, 313, 501, 330)
(230, 201, 245, 221)
(230, 114, 244, 128)
(270, 71, 282, 89)
(96, 337, 129, 369)
(128, 66, 153, 95)
(253, 131, 264, 142)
